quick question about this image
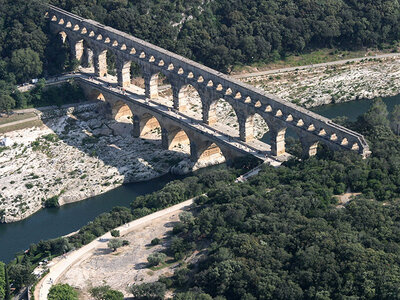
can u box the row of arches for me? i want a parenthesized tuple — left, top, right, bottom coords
(95, 90, 229, 165)
(49, 13, 363, 157)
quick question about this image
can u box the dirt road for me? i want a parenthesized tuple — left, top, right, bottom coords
(34, 199, 194, 300)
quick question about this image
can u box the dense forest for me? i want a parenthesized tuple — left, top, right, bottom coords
(143, 100, 400, 299)
(3, 100, 400, 299)
(1, 0, 400, 111)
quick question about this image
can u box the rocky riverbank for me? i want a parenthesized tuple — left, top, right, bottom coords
(242, 56, 400, 108)
(0, 107, 190, 223)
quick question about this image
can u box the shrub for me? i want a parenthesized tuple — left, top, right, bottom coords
(151, 238, 161, 246)
(25, 183, 33, 189)
(130, 282, 166, 300)
(44, 196, 59, 208)
(147, 252, 167, 266)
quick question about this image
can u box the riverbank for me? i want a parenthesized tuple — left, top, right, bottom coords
(0, 105, 190, 223)
(241, 55, 400, 108)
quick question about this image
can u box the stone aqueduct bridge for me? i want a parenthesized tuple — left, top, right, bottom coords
(46, 5, 371, 161)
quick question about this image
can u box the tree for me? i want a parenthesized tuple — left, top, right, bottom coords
(4, 265, 10, 300)
(0, 93, 15, 113)
(103, 289, 124, 300)
(391, 104, 400, 135)
(147, 252, 167, 266)
(0, 262, 5, 300)
(90, 285, 124, 300)
(130, 282, 166, 300)
(110, 229, 120, 237)
(362, 98, 390, 128)
(107, 239, 122, 252)
(179, 211, 194, 225)
(9, 48, 42, 83)
(174, 292, 213, 300)
(48, 284, 78, 300)
(7, 264, 35, 291)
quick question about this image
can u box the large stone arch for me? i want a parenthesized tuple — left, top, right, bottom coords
(111, 100, 133, 122)
(81, 86, 105, 102)
(172, 83, 205, 117)
(191, 140, 226, 166)
(203, 97, 241, 136)
(138, 112, 164, 137)
(163, 125, 191, 153)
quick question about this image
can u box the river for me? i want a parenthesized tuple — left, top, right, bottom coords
(1, 94, 400, 263)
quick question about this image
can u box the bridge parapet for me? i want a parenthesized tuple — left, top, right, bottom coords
(46, 5, 370, 158)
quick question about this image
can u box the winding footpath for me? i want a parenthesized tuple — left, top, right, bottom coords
(35, 199, 194, 300)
